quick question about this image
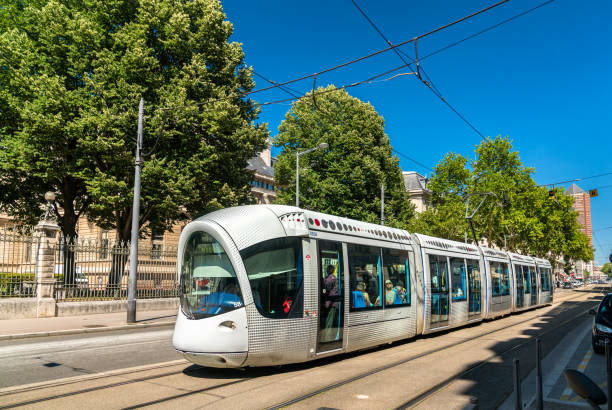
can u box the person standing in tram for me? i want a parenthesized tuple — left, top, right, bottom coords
(323, 264, 340, 342)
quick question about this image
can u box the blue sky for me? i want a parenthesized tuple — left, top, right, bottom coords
(221, 0, 612, 265)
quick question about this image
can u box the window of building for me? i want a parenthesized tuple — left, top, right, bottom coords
(151, 232, 164, 260)
(348, 244, 382, 310)
(99, 229, 109, 259)
(381, 248, 410, 307)
(241, 237, 303, 319)
(450, 257, 467, 301)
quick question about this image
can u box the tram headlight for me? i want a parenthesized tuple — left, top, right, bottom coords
(596, 323, 612, 334)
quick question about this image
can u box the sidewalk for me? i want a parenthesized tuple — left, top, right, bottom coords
(0, 308, 177, 341)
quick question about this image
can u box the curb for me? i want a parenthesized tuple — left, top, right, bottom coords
(0, 320, 176, 341)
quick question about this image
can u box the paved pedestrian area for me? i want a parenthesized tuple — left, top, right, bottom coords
(500, 315, 609, 409)
(0, 309, 177, 340)
(546, 322, 608, 409)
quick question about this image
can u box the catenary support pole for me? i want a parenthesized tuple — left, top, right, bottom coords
(513, 358, 522, 410)
(295, 153, 300, 207)
(536, 339, 543, 410)
(606, 339, 612, 406)
(127, 98, 144, 324)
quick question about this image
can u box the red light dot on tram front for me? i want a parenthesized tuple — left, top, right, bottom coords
(314, 219, 320, 226)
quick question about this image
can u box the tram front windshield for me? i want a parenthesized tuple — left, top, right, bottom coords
(180, 231, 243, 320)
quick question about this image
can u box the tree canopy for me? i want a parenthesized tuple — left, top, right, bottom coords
(273, 86, 414, 227)
(415, 136, 593, 266)
(0, 0, 268, 241)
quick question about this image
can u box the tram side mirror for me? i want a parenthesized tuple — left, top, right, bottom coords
(589, 309, 597, 315)
(563, 369, 607, 405)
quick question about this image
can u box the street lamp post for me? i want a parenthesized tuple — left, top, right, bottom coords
(295, 142, 328, 207)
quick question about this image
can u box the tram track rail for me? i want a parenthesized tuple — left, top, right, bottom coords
(268, 288, 603, 410)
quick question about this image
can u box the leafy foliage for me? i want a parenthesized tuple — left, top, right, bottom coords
(0, 0, 268, 240)
(273, 86, 414, 227)
(415, 136, 593, 265)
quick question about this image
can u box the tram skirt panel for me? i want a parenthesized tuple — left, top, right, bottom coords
(449, 299, 468, 327)
(345, 313, 416, 351)
(245, 304, 312, 366)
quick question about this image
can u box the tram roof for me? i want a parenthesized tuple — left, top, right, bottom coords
(480, 246, 510, 261)
(412, 233, 480, 256)
(507, 251, 536, 264)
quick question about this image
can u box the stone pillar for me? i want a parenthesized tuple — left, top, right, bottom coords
(33, 193, 61, 317)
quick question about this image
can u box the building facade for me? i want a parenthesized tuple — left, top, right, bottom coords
(566, 183, 594, 278)
(402, 171, 431, 213)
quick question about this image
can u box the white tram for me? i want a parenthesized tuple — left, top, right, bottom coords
(172, 205, 554, 368)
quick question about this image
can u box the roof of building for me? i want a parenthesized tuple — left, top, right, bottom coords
(566, 183, 585, 195)
(247, 155, 274, 178)
(402, 171, 429, 191)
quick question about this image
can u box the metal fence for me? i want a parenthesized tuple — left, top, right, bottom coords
(53, 238, 179, 301)
(0, 228, 179, 300)
(0, 228, 39, 298)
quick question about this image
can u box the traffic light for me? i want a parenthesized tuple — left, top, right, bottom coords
(589, 189, 598, 198)
(548, 190, 555, 200)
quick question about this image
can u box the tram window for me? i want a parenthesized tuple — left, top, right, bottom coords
(348, 244, 382, 310)
(180, 231, 243, 320)
(241, 237, 303, 319)
(450, 258, 467, 301)
(500, 263, 510, 295)
(524, 266, 531, 294)
(490, 262, 501, 297)
(381, 248, 410, 307)
(490, 261, 510, 296)
(539, 268, 549, 291)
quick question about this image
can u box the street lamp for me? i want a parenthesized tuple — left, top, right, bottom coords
(295, 142, 328, 207)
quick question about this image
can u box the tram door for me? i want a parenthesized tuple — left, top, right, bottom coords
(429, 254, 449, 326)
(467, 259, 481, 318)
(516, 265, 524, 308)
(317, 240, 344, 352)
(530, 266, 538, 305)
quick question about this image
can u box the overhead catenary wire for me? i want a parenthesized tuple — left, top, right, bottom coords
(350, 0, 488, 141)
(153, 0, 510, 114)
(392, 148, 435, 173)
(543, 172, 612, 187)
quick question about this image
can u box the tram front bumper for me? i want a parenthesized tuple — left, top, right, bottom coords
(173, 307, 248, 368)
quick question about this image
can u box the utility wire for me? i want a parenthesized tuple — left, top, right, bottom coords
(252, 71, 301, 99)
(154, 0, 510, 114)
(420, 0, 557, 62)
(392, 148, 434, 172)
(350, 0, 487, 140)
(543, 172, 612, 187)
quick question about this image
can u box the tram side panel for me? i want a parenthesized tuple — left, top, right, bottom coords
(344, 241, 417, 352)
(243, 237, 317, 366)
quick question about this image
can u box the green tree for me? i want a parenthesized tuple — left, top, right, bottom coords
(416, 136, 593, 265)
(273, 86, 414, 227)
(411, 153, 469, 240)
(603, 262, 611, 276)
(0, 0, 268, 287)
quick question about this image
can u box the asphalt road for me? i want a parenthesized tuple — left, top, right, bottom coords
(0, 327, 177, 388)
